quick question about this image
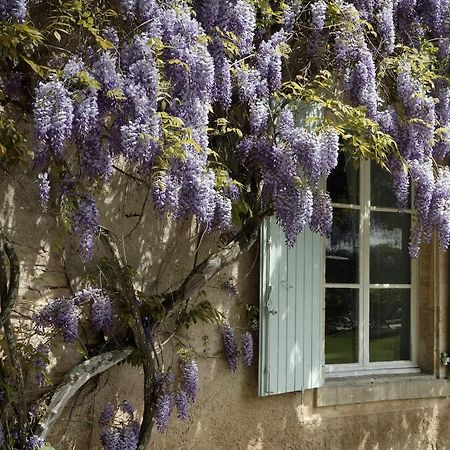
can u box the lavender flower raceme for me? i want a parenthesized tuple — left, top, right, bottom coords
(91, 292, 113, 333)
(33, 344, 49, 385)
(220, 324, 238, 371)
(0, 0, 27, 23)
(175, 391, 189, 421)
(181, 360, 199, 402)
(25, 435, 45, 450)
(155, 393, 174, 433)
(241, 331, 254, 367)
(99, 400, 139, 450)
(37, 172, 50, 210)
(309, 191, 333, 236)
(34, 80, 74, 164)
(99, 402, 115, 426)
(74, 195, 99, 261)
(376, 0, 395, 54)
(35, 298, 79, 342)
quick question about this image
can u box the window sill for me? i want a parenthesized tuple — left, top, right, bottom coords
(315, 373, 450, 407)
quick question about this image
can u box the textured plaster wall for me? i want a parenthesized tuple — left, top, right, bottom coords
(1, 168, 450, 450)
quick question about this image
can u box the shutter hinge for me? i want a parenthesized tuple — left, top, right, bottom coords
(264, 367, 273, 394)
(265, 284, 277, 315)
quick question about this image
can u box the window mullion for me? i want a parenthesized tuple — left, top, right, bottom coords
(361, 160, 371, 367)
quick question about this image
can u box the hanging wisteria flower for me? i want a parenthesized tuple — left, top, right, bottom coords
(309, 191, 333, 236)
(0, 0, 27, 22)
(34, 80, 74, 164)
(35, 298, 79, 342)
(155, 393, 174, 433)
(175, 391, 189, 421)
(320, 129, 340, 178)
(220, 324, 238, 371)
(73, 195, 99, 261)
(181, 360, 198, 402)
(99, 400, 139, 450)
(33, 344, 49, 385)
(25, 435, 45, 450)
(91, 291, 113, 333)
(99, 402, 115, 426)
(241, 331, 254, 368)
(376, 0, 395, 54)
(37, 172, 50, 210)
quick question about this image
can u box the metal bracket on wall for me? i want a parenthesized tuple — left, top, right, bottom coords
(440, 352, 450, 366)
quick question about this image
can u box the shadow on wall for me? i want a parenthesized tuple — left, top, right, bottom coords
(2, 168, 450, 450)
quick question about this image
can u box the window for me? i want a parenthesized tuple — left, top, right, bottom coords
(325, 155, 418, 376)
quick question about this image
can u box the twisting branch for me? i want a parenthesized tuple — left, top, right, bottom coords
(37, 347, 134, 441)
(0, 235, 27, 449)
(164, 215, 263, 312)
(99, 228, 157, 450)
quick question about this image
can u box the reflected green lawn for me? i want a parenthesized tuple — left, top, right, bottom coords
(326, 331, 401, 364)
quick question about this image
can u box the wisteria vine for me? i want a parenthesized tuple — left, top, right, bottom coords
(2, 0, 450, 448)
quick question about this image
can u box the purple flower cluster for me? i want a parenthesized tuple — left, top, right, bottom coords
(99, 400, 140, 450)
(90, 291, 113, 333)
(155, 393, 174, 433)
(241, 331, 254, 367)
(35, 298, 79, 342)
(0, 0, 27, 23)
(220, 324, 238, 371)
(73, 196, 99, 261)
(34, 80, 74, 165)
(74, 287, 113, 332)
(181, 360, 198, 402)
(255, 108, 340, 244)
(33, 343, 49, 385)
(25, 435, 45, 450)
(175, 391, 189, 421)
(37, 172, 50, 210)
(99, 401, 115, 426)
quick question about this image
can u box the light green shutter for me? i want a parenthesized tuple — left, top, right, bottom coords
(258, 217, 325, 396)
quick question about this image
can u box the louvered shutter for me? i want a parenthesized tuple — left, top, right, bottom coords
(258, 214, 325, 396)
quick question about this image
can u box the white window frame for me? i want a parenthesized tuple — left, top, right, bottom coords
(324, 159, 419, 378)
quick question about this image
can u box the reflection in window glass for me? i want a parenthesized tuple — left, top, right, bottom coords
(369, 289, 411, 362)
(370, 162, 409, 208)
(327, 152, 359, 205)
(325, 289, 359, 364)
(370, 212, 411, 284)
(326, 209, 359, 283)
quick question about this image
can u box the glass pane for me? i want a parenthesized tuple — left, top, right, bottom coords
(326, 209, 359, 283)
(325, 288, 359, 364)
(371, 162, 410, 209)
(370, 212, 411, 284)
(328, 152, 359, 205)
(369, 289, 411, 362)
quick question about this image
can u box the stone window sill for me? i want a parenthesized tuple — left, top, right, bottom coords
(315, 373, 450, 407)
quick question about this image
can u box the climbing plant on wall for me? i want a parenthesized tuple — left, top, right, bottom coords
(1, 0, 450, 448)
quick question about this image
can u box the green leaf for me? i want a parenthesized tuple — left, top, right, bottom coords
(20, 56, 46, 77)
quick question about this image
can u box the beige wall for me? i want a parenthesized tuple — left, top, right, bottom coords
(2, 168, 450, 450)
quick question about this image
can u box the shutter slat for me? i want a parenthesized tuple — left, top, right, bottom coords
(294, 230, 305, 391)
(303, 229, 313, 389)
(259, 217, 324, 396)
(286, 243, 297, 392)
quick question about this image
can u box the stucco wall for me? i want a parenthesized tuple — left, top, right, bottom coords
(2, 167, 450, 450)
